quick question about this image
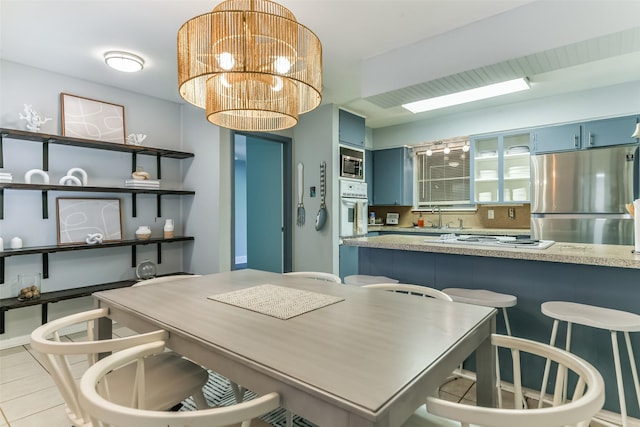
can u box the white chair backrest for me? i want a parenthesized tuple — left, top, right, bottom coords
(132, 274, 201, 287)
(80, 340, 280, 427)
(363, 283, 453, 301)
(284, 271, 341, 283)
(424, 334, 605, 427)
(30, 308, 169, 427)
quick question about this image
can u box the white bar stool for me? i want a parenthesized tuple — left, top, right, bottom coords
(442, 287, 518, 408)
(344, 275, 399, 286)
(540, 301, 640, 427)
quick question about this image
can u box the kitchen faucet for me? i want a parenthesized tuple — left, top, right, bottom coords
(433, 206, 442, 228)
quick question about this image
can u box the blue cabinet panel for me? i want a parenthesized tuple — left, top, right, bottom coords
(583, 115, 639, 147)
(530, 123, 581, 153)
(339, 245, 359, 281)
(339, 109, 365, 147)
(372, 147, 413, 206)
(365, 149, 374, 202)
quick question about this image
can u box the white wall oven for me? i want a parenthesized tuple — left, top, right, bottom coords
(340, 146, 364, 180)
(339, 180, 368, 238)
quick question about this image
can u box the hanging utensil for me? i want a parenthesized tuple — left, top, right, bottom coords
(296, 162, 305, 226)
(315, 161, 327, 231)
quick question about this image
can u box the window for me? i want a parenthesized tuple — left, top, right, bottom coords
(415, 140, 470, 207)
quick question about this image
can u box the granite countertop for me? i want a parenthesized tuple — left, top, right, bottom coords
(367, 225, 530, 237)
(343, 234, 640, 270)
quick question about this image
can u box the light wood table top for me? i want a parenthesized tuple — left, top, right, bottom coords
(93, 269, 496, 427)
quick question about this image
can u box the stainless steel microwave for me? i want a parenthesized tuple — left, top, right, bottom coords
(340, 146, 364, 180)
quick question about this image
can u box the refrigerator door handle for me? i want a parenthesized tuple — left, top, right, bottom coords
(634, 146, 639, 200)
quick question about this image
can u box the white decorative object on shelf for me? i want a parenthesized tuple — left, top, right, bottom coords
(126, 133, 147, 146)
(0, 237, 4, 252)
(66, 168, 88, 186)
(131, 171, 150, 180)
(135, 225, 152, 240)
(164, 219, 174, 238)
(85, 233, 104, 245)
(24, 169, 50, 184)
(19, 104, 52, 132)
(10, 236, 23, 249)
(59, 175, 82, 186)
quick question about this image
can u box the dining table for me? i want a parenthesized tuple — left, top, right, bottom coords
(92, 269, 496, 427)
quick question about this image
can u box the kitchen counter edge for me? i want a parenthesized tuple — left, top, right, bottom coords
(342, 234, 640, 270)
(367, 226, 530, 236)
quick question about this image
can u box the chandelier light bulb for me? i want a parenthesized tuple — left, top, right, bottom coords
(426, 148, 433, 156)
(462, 143, 470, 152)
(218, 52, 235, 70)
(443, 145, 451, 154)
(274, 56, 291, 74)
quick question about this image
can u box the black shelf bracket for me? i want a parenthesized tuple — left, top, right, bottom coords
(0, 188, 4, 220)
(132, 193, 137, 217)
(156, 155, 162, 180)
(156, 194, 162, 217)
(132, 152, 137, 173)
(0, 133, 4, 168)
(131, 246, 136, 268)
(43, 141, 50, 171)
(42, 253, 49, 279)
(41, 190, 48, 219)
(157, 242, 162, 264)
(0, 258, 4, 284)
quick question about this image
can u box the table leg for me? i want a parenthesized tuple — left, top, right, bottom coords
(95, 302, 112, 359)
(475, 316, 496, 407)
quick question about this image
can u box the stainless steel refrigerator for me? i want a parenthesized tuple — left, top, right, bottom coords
(531, 144, 639, 245)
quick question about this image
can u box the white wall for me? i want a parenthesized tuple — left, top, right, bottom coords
(292, 104, 339, 274)
(373, 80, 640, 149)
(0, 60, 220, 346)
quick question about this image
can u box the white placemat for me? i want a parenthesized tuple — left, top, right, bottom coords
(208, 284, 344, 320)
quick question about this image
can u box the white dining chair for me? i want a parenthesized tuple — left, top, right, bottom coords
(133, 274, 202, 286)
(79, 340, 280, 427)
(284, 271, 342, 283)
(30, 308, 209, 427)
(402, 334, 605, 427)
(363, 283, 453, 301)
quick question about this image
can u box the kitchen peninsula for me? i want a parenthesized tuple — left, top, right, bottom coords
(342, 234, 640, 418)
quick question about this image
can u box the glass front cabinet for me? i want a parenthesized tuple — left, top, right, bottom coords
(471, 131, 530, 204)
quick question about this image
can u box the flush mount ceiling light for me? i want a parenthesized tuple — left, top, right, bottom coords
(177, 0, 322, 131)
(104, 51, 145, 73)
(402, 78, 530, 114)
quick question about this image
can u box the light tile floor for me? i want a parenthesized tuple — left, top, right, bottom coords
(0, 328, 619, 427)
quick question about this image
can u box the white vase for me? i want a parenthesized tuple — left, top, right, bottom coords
(163, 219, 174, 238)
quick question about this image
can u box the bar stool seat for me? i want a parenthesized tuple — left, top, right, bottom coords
(540, 301, 640, 427)
(442, 287, 518, 408)
(344, 275, 399, 286)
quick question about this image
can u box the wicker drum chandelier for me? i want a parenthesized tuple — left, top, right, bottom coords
(177, 0, 322, 131)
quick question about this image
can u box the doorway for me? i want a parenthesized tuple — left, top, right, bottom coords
(232, 132, 292, 273)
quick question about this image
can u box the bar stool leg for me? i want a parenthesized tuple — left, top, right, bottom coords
(286, 410, 293, 427)
(539, 319, 560, 408)
(624, 331, 640, 416)
(612, 331, 629, 427)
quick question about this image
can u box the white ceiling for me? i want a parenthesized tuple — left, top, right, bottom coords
(2, 0, 640, 129)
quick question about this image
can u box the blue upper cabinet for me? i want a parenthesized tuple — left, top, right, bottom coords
(531, 115, 639, 153)
(582, 115, 639, 148)
(530, 123, 581, 154)
(339, 109, 366, 147)
(372, 147, 413, 206)
(365, 149, 374, 202)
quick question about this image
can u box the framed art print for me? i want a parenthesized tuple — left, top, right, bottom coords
(60, 93, 126, 144)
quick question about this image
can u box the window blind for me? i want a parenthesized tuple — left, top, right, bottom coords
(415, 143, 470, 206)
